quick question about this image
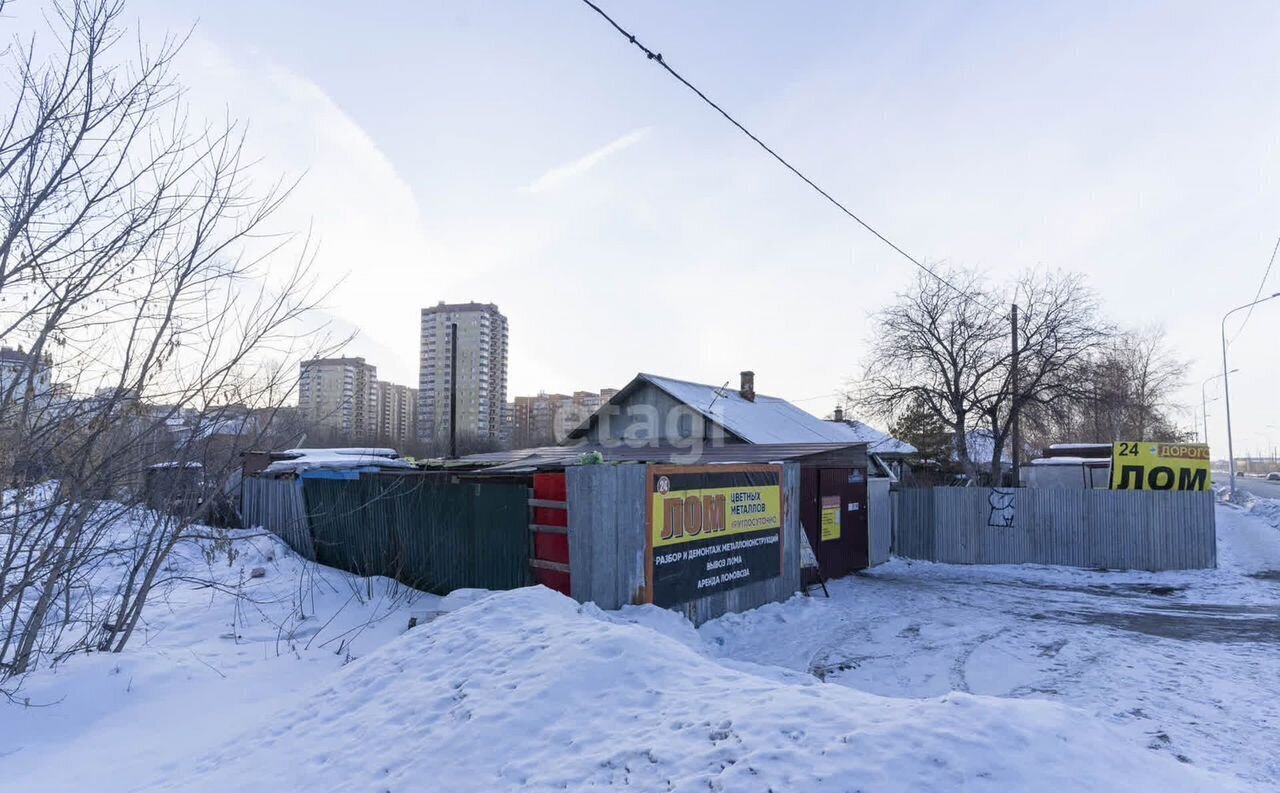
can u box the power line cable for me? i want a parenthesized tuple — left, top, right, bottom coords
(1228, 235, 1279, 346)
(577, 0, 1007, 319)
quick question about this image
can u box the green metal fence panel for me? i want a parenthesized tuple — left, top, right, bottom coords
(302, 474, 532, 594)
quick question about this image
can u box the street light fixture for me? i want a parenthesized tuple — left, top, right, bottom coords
(1222, 291, 1280, 500)
(1200, 371, 1235, 447)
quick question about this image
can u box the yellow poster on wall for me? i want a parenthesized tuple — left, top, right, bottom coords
(1109, 442, 1210, 491)
(820, 495, 841, 541)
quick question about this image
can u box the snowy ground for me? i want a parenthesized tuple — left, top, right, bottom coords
(1, 502, 1276, 791)
(703, 502, 1280, 787)
(0, 529, 462, 790)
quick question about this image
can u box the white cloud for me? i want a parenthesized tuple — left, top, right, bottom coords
(521, 127, 651, 193)
(176, 37, 438, 387)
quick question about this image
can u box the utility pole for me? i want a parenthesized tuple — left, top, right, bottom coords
(1010, 303, 1020, 488)
(1221, 291, 1280, 500)
(448, 321, 458, 459)
(1200, 370, 1235, 451)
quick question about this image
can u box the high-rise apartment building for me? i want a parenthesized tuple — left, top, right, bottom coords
(298, 356, 378, 439)
(418, 302, 509, 450)
(374, 380, 418, 447)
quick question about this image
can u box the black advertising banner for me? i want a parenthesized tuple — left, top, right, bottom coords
(647, 465, 783, 608)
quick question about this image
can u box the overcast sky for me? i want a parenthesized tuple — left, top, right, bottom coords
(48, 0, 1280, 452)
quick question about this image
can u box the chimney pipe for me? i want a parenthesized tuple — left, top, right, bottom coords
(739, 371, 755, 402)
(833, 405, 844, 422)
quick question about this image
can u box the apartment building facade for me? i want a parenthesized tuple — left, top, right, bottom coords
(374, 380, 418, 447)
(0, 346, 52, 404)
(511, 388, 618, 448)
(298, 356, 378, 439)
(418, 302, 509, 450)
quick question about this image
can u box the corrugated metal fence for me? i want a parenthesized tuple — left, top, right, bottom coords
(894, 487, 1216, 570)
(565, 463, 802, 625)
(241, 473, 532, 594)
(242, 476, 314, 560)
(304, 474, 531, 594)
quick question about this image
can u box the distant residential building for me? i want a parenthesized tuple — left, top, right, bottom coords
(298, 357, 378, 439)
(374, 380, 418, 446)
(0, 346, 52, 404)
(418, 302, 509, 449)
(512, 388, 618, 448)
(499, 401, 514, 448)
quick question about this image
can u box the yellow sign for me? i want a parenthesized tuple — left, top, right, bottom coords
(652, 485, 782, 548)
(1109, 442, 1210, 491)
(820, 496, 841, 541)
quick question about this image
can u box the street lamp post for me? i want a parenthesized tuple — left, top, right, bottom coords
(1200, 371, 1234, 448)
(1222, 291, 1280, 500)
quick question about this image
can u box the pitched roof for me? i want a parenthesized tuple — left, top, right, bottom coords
(433, 442, 870, 473)
(963, 429, 1011, 464)
(576, 373, 916, 454)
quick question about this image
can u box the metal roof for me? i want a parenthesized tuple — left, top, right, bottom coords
(437, 441, 870, 474)
(566, 372, 916, 455)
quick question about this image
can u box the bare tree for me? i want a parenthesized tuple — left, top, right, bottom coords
(856, 267, 1108, 484)
(1023, 327, 1188, 447)
(0, 0, 332, 692)
(971, 270, 1109, 481)
(856, 267, 1006, 480)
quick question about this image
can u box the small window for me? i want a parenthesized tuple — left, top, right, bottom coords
(678, 413, 693, 437)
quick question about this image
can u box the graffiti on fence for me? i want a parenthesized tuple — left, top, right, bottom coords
(988, 488, 1016, 528)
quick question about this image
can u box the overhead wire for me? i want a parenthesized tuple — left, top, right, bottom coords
(577, 0, 1008, 319)
(1228, 235, 1279, 346)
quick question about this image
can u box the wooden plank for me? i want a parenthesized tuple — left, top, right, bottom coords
(529, 523, 569, 535)
(529, 558, 571, 573)
(528, 498, 568, 509)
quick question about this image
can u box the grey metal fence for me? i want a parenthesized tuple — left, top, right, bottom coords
(894, 487, 1216, 570)
(565, 463, 802, 625)
(241, 476, 315, 560)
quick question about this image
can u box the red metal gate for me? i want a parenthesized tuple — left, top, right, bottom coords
(529, 473, 570, 595)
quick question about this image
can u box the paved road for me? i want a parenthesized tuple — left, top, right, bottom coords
(1231, 475, 1280, 500)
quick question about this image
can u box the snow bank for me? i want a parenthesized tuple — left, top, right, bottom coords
(0, 521, 437, 792)
(1246, 496, 1280, 529)
(152, 587, 1243, 793)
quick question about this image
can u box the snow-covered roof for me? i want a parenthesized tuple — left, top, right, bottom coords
(281, 447, 399, 458)
(148, 461, 203, 469)
(1030, 457, 1111, 466)
(195, 415, 256, 439)
(964, 429, 1011, 465)
(832, 419, 917, 456)
(593, 373, 916, 454)
(263, 448, 415, 475)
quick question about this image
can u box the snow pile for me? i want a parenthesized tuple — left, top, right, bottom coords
(150, 587, 1244, 793)
(1246, 496, 1280, 529)
(0, 521, 436, 791)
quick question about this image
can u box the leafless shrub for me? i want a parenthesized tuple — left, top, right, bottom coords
(0, 0, 337, 693)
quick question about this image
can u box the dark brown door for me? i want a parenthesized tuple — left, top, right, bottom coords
(816, 467, 870, 576)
